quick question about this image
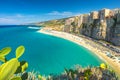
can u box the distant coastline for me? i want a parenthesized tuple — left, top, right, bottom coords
(39, 27, 120, 77)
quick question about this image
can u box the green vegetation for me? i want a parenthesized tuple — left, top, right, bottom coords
(38, 18, 69, 31)
(0, 46, 28, 80)
(47, 63, 118, 80)
(0, 46, 118, 80)
(40, 18, 67, 27)
(19, 64, 118, 80)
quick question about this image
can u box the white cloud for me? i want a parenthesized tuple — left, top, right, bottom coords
(47, 11, 80, 16)
(0, 14, 37, 25)
(15, 14, 25, 18)
(47, 11, 72, 16)
(14, 14, 35, 18)
(0, 14, 35, 19)
(0, 12, 81, 25)
(0, 18, 18, 24)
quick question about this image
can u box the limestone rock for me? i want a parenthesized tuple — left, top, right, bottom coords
(117, 13, 120, 24)
(111, 24, 120, 45)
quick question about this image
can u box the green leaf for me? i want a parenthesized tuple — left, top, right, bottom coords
(11, 77, 22, 80)
(15, 61, 28, 74)
(0, 58, 20, 80)
(0, 56, 6, 62)
(0, 62, 5, 71)
(21, 61, 28, 72)
(0, 47, 11, 56)
(16, 45, 25, 58)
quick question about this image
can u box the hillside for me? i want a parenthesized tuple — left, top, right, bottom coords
(35, 18, 70, 31)
(36, 8, 120, 46)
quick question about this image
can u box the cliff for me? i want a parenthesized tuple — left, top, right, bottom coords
(37, 8, 120, 46)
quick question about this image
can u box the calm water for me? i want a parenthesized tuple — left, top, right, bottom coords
(0, 25, 103, 75)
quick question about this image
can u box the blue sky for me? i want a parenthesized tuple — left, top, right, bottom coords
(0, 0, 120, 25)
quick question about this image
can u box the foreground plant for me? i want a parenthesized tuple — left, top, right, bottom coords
(0, 46, 118, 80)
(47, 63, 118, 80)
(0, 45, 28, 80)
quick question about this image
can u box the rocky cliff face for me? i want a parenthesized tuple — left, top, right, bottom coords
(38, 8, 120, 46)
(111, 13, 120, 45)
(62, 9, 120, 46)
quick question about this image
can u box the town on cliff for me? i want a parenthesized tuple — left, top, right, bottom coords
(36, 8, 120, 46)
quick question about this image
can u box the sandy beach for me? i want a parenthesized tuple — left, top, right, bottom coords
(38, 28, 120, 77)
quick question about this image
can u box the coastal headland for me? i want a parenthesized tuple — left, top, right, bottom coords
(37, 8, 120, 46)
(35, 8, 120, 78)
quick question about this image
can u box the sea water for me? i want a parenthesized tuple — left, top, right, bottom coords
(0, 25, 103, 75)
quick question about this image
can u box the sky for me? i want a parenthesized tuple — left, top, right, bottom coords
(0, 0, 120, 25)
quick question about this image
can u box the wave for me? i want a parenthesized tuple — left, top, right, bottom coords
(28, 26, 40, 29)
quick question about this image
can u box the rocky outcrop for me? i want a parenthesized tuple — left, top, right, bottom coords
(111, 24, 120, 45)
(106, 17, 115, 42)
(117, 13, 120, 24)
(63, 8, 120, 46)
(38, 8, 120, 46)
(91, 19, 102, 39)
(105, 13, 120, 45)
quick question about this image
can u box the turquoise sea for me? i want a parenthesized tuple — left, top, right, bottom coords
(0, 25, 103, 75)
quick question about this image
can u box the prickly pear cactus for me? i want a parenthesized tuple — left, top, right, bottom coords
(15, 61, 28, 73)
(0, 56, 6, 62)
(0, 58, 19, 80)
(11, 77, 22, 80)
(0, 45, 28, 80)
(0, 47, 11, 56)
(16, 46, 25, 59)
(0, 47, 11, 62)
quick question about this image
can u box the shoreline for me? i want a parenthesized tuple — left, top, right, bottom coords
(38, 28, 120, 77)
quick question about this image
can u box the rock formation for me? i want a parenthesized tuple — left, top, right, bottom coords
(38, 8, 120, 46)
